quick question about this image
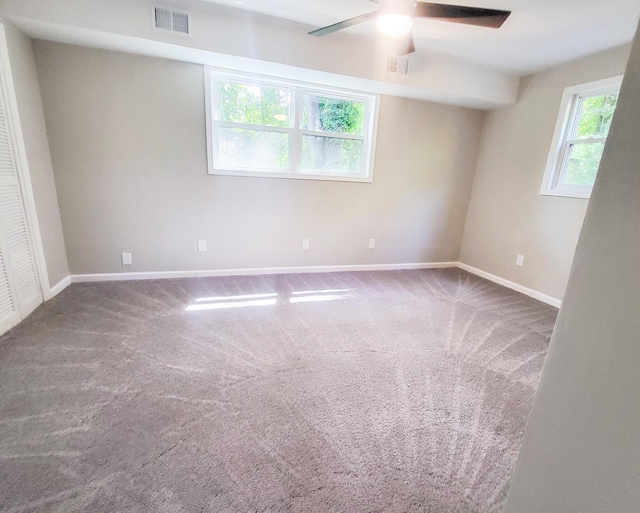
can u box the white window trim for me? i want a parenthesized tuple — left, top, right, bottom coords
(540, 75, 622, 199)
(204, 67, 379, 183)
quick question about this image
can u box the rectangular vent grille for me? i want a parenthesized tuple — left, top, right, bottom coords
(171, 11, 189, 34)
(154, 6, 190, 34)
(386, 56, 409, 75)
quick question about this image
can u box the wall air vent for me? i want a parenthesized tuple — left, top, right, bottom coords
(386, 56, 409, 75)
(154, 6, 190, 35)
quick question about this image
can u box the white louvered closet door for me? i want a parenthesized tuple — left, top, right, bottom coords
(0, 41, 42, 336)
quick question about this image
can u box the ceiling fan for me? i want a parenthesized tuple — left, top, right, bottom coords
(308, 0, 511, 56)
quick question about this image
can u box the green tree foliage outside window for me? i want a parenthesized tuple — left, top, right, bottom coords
(217, 81, 290, 127)
(575, 94, 617, 139)
(214, 78, 370, 174)
(302, 96, 365, 173)
(563, 142, 605, 186)
(563, 93, 618, 186)
(217, 81, 290, 168)
(317, 97, 364, 134)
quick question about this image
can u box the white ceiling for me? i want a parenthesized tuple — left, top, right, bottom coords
(204, 0, 640, 74)
(2, 0, 637, 109)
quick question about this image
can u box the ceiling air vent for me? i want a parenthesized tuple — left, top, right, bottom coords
(386, 56, 409, 75)
(154, 6, 190, 35)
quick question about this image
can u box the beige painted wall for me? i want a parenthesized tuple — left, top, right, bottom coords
(504, 19, 640, 513)
(1, 20, 69, 287)
(459, 44, 631, 301)
(33, 41, 484, 275)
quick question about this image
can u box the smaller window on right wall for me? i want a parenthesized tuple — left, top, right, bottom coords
(541, 75, 622, 199)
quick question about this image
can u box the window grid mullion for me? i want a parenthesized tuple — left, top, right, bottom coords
(288, 87, 301, 173)
(300, 130, 365, 141)
(565, 137, 607, 145)
(215, 121, 292, 134)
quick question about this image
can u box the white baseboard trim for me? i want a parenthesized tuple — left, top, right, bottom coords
(457, 263, 562, 308)
(71, 261, 459, 283)
(49, 276, 72, 298)
(68, 262, 561, 308)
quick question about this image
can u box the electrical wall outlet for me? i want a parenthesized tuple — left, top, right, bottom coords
(122, 252, 132, 266)
(302, 239, 310, 250)
(198, 240, 207, 252)
(516, 254, 525, 266)
(368, 239, 376, 249)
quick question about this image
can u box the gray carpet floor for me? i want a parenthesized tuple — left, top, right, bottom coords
(0, 269, 557, 512)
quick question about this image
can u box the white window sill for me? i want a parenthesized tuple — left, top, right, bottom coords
(540, 185, 592, 199)
(208, 168, 373, 183)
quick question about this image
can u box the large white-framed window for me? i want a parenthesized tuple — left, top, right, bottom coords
(204, 67, 378, 183)
(540, 75, 622, 199)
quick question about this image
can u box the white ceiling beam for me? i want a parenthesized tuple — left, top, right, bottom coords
(1, 0, 520, 109)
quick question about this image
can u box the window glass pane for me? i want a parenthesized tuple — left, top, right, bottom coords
(217, 81, 291, 127)
(562, 142, 604, 186)
(302, 95, 365, 135)
(217, 128, 289, 169)
(302, 135, 363, 173)
(575, 93, 618, 139)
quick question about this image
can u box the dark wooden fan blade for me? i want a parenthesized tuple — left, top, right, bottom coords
(394, 34, 416, 56)
(414, 2, 511, 28)
(308, 11, 379, 36)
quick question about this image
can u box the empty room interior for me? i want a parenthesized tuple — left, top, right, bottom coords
(0, 0, 639, 511)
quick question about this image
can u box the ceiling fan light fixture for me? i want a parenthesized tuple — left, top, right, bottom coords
(376, 13, 413, 37)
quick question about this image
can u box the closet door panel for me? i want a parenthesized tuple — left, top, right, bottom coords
(0, 34, 43, 335)
(0, 239, 20, 335)
(0, 183, 41, 315)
